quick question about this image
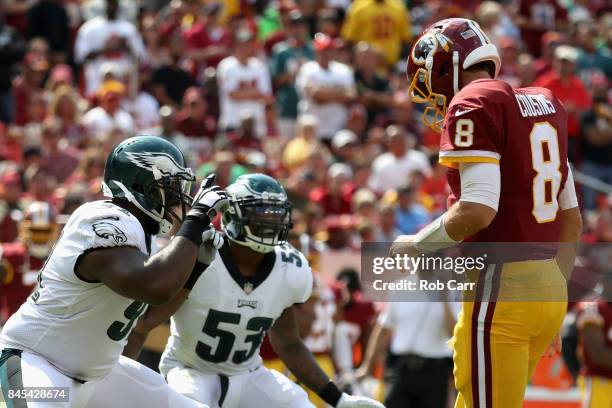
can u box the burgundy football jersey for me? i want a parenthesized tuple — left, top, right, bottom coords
(577, 300, 612, 379)
(440, 79, 569, 243)
(1, 242, 43, 322)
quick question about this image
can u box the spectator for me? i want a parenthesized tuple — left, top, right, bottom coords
(354, 42, 394, 125)
(183, 2, 232, 70)
(13, 52, 48, 126)
(48, 85, 88, 148)
(534, 31, 563, 77)
(516, 53, 537, 87)
(295, 33, 356, 142)
(176, 87, 216, 139)
(151, 30, 196, 108)
(40, 120, 79, 184)
(341, 0, 411, 66)
(368, 125, 431, 194)
(580, 74, 612, 210)
(0, 171, 24, 242)
(574, 21, 612, 83)
(270, 10, 314, 139)
(81, 80, 134, 139)
(309, 163, 354, 215)
(0, 14, 26, 124)
(282, 114, 331, 171)
(140, 14, 167, 69)
(74, 0, 147, 97)
(374, 203, 401, 242)
(27, 0, 70, 63)
(533, 45, 592, 160)
(218, 112, 263, 164)
(394, 184, 431, 234)
(331, 129, 359, 163)
(516, 0, 568, 57)
(217, 28, 272, 137)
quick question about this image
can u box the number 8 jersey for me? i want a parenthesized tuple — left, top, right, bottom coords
(439, 79, 570, 244)
(160, 238, 313, 377)
(0, 201, 151, 381)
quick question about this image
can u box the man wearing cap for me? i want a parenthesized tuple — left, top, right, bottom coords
(271, 9, 315, 139)
(533, 45, 592, 159)
(82, 80, 135, 139)
(296, 33, 356, 142)
(217, 29, 273, 138)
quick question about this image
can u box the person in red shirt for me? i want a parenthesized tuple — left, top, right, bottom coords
(12, 52, 49, 126)
(0, 201, 58, 324)
(576, 271, 612, 407)
(533, 45, 592, 160)
(175, 87, 217, 139)
(516, 0, 568, 57)
(309, 163, 354, 215)
(183, 2, 232, 69)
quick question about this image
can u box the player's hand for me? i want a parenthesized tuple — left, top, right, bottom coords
(187, 174, 229, 223)
(336, 393, 385, 408)
(389, 234, 416, 258)
(544, 333, 562, 357)
(197, 226, 223, 265)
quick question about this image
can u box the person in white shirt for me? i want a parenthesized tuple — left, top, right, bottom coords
(295, 33, 356, 141)
(82, 80, 134, 139)
(74, 0, 147, 97)
(217, 29, 272, 137)
(358, 289, 459, 408)
(368, 126, 432, 194)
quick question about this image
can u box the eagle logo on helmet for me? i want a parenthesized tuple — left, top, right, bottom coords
(92, 222, 128, 244)
(125, 152, 194, 178)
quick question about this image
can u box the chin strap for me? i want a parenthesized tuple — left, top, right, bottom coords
(453, 51, 460, 95)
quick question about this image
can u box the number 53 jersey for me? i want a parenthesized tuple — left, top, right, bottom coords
(439, 79, 570, 244)
(160, 239, 313, 377)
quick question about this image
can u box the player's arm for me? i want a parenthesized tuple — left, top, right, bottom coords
(355, 323, 391, 378)
(392, 162, 499, 254)
(269, 306, 384, 408)
(556, 167, 582, 279)
(77, 176, 228, 305)
(123, 288, 190, 359)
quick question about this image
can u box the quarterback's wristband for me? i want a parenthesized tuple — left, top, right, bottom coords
(413, 214, 459, 253)
(184, 262, 208, 290)
(176, 217, 210, 246)
(318, 381, 342, 407)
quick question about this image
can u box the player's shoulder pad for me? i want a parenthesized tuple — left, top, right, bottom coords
(71, 200, 145, 252)
(277, 243, 313, 304)
(452, 79, 514, 107)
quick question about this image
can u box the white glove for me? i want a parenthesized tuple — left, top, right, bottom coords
(336, 393, 385, 408)
(188, 174, 230, 222)
(197, 226, 223, 265)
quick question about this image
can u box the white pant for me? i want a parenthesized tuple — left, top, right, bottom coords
(0, 349, 208, 408)
(166, 364, 314, 408)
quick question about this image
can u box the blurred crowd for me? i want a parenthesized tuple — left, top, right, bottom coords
(0, 0, 611, 406)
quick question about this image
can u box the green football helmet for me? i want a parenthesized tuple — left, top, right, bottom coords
(222, 173, 293, 253)
(102, 136, 195, 234)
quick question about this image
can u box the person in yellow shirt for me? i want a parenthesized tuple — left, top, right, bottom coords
(341, 0, 412, 65)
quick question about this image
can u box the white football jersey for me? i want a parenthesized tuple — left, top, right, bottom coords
(0, 200, 152, 381)
(160, 239, 313, 377)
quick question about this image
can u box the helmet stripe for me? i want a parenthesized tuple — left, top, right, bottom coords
(467, 20, 488, 45)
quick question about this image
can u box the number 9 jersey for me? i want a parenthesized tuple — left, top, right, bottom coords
(439, 78, 570, 244)
(159, 238, 313, 377)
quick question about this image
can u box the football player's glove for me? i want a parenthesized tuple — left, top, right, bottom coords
(187, 174, 230, 223)
(336, 393, 385, 408)
(197, 226, 223, 265)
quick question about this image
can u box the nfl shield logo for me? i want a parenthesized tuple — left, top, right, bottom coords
(244, 282, 253, 294)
